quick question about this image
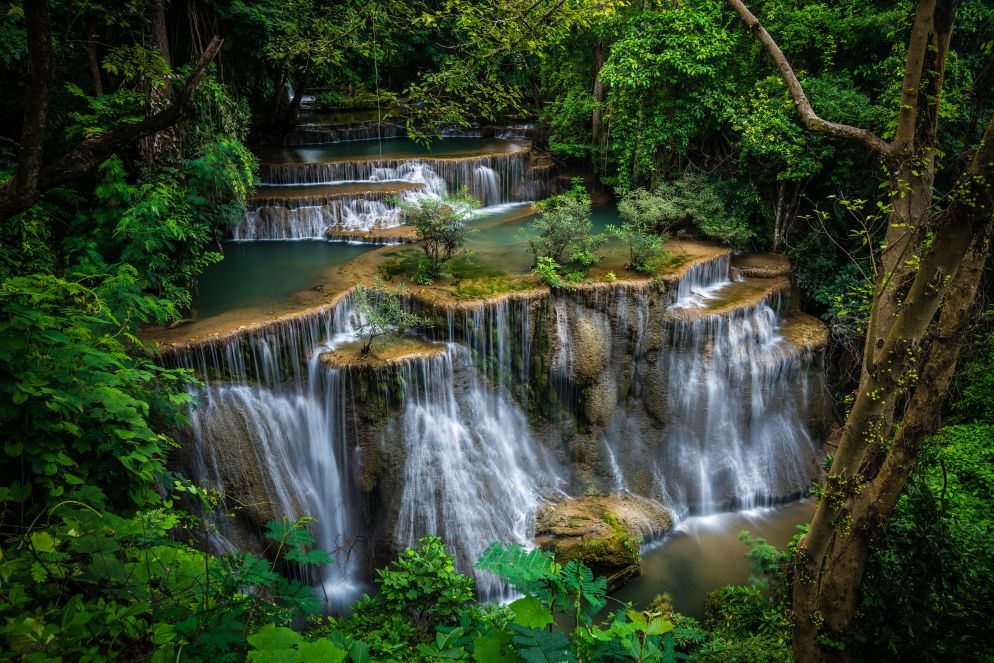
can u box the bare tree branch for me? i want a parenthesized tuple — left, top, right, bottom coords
(726, 0, 891, 157)
(0, 35, 224, 220)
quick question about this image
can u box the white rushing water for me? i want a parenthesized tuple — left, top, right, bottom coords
(234, 147, 543, 239)
(182, 300, 368, 608)
(653, 259, 820, 516)
(394, 346, 558, 600)
(180, 233, 824, 605)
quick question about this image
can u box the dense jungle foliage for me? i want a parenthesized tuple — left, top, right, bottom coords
(0, 0, 992, 660)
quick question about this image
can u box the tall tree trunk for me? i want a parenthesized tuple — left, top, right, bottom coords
(0, 36, 223, 218)
(726, 1, 994, 659)
(12, 0, 54, 212)
(86, 18, 103, 96)
(150, 0, 172, 67)
(806, 236, 989, 651)
(850, 0, 954, 462)
(284, 78, 308, 131)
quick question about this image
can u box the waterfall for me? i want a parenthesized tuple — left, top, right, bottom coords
(670, 254, 736, 308)
(393, 346, 555, 599)
(235, 199, 406, 239)
(259, 153, 533, 204)
(170, 248, 827, 602)
(177, 297, 367, 607)
(649, 263, 820, 516)
(473, 166, 500, 206)
(236, 205, 329, 240)
(283, 121, 405, 146)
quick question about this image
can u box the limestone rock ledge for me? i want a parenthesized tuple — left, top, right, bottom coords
(535, 494, 673, 590)
(319, 335, 447, 369)
(732, 252, 792, 279)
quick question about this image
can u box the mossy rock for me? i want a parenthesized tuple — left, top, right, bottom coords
(535, 494, 673, 590)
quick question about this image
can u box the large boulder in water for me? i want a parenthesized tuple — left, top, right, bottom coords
(535, 494, 673, 590)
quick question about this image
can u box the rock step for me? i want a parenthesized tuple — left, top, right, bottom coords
(256, 140, 530, 166)
(248, 182, 424, 204)
(535, 494, 673, 591)
(319, 336, 446, 369)
(732, 252, 792, 279)
(780, 312, 829, 353)
(324, 225, 417, 245)
(668, 277, 790, 320)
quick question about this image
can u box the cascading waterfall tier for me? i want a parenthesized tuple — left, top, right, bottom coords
(283, 120, 405, 146)
(391, 345, 560, 600)
(169, 249, 830, 602)
(655, 293, 822, 515)
(237, 192, 411, 240)
(234, 141, 547, 240)
(258, 152, 537, 201)
(543, 256, 828, 520)
(170, 296, 367, 608)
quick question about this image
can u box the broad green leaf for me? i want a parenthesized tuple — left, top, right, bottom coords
(298, 640, 347, 661)
(509, 595, 555, 629)
(30, 531, 57, 553)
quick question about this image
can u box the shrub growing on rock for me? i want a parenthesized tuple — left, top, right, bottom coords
(352, 281, 431, 355)
(399, 190, 480, 283)
(523, 179, 604, 272)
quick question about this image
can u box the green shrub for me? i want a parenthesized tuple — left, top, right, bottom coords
(398, 191, 479, 282)
(351, 281, 431, 355)
(522, 180, 604, 272)
(640, 172, 756, 250)
(532, 255, 564, 288)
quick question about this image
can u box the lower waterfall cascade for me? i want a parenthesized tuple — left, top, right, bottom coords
(171, 249, 831, 605)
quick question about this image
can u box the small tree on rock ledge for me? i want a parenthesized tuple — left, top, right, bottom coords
(352, 281, 431, 356)
(399, 190, 480, 283)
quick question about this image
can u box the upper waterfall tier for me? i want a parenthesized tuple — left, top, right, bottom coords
(282, 116, 537, 147)
(233, 137, 548, 239)
(256, 137, 529, 164)
(257, 150, 540, 200)
(237, 183, 427, 241)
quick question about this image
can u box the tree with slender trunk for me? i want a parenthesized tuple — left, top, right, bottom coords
(726, 0, 994, 660)
(1, 0, 223, 220)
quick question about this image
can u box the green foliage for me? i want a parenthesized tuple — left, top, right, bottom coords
(853, 423, 994, 661)
(598, 0, 740, 188)
(367, 535, 475, 634)
(532, 256, 564, 289)
(64, 141, 255, 322)
(477, 542, 607, 627)
(607, 212, 668, 273)
(812, 262, 874, 342)
(399, 192, 479, 283)
(954, 311, 994, 423)
(645, 173, 756, 250)
(0, 275, 194, 510)
(523, 181, 603, 271)
(738, 532, 788, 592)
(0, 509, 332, 662)
(351, 281, 431, 355)
(248, 624, 347, 662)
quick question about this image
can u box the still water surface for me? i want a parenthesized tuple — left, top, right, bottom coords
(608, 501, 814, 618)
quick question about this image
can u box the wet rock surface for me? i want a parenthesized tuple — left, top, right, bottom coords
(535, 495, 673, 590)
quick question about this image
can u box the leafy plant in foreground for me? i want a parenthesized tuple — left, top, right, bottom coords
(522, 180, 604, 272)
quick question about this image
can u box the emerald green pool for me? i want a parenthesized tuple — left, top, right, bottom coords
(192, 241, 375, 320)
(191, 203, 622, 321)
